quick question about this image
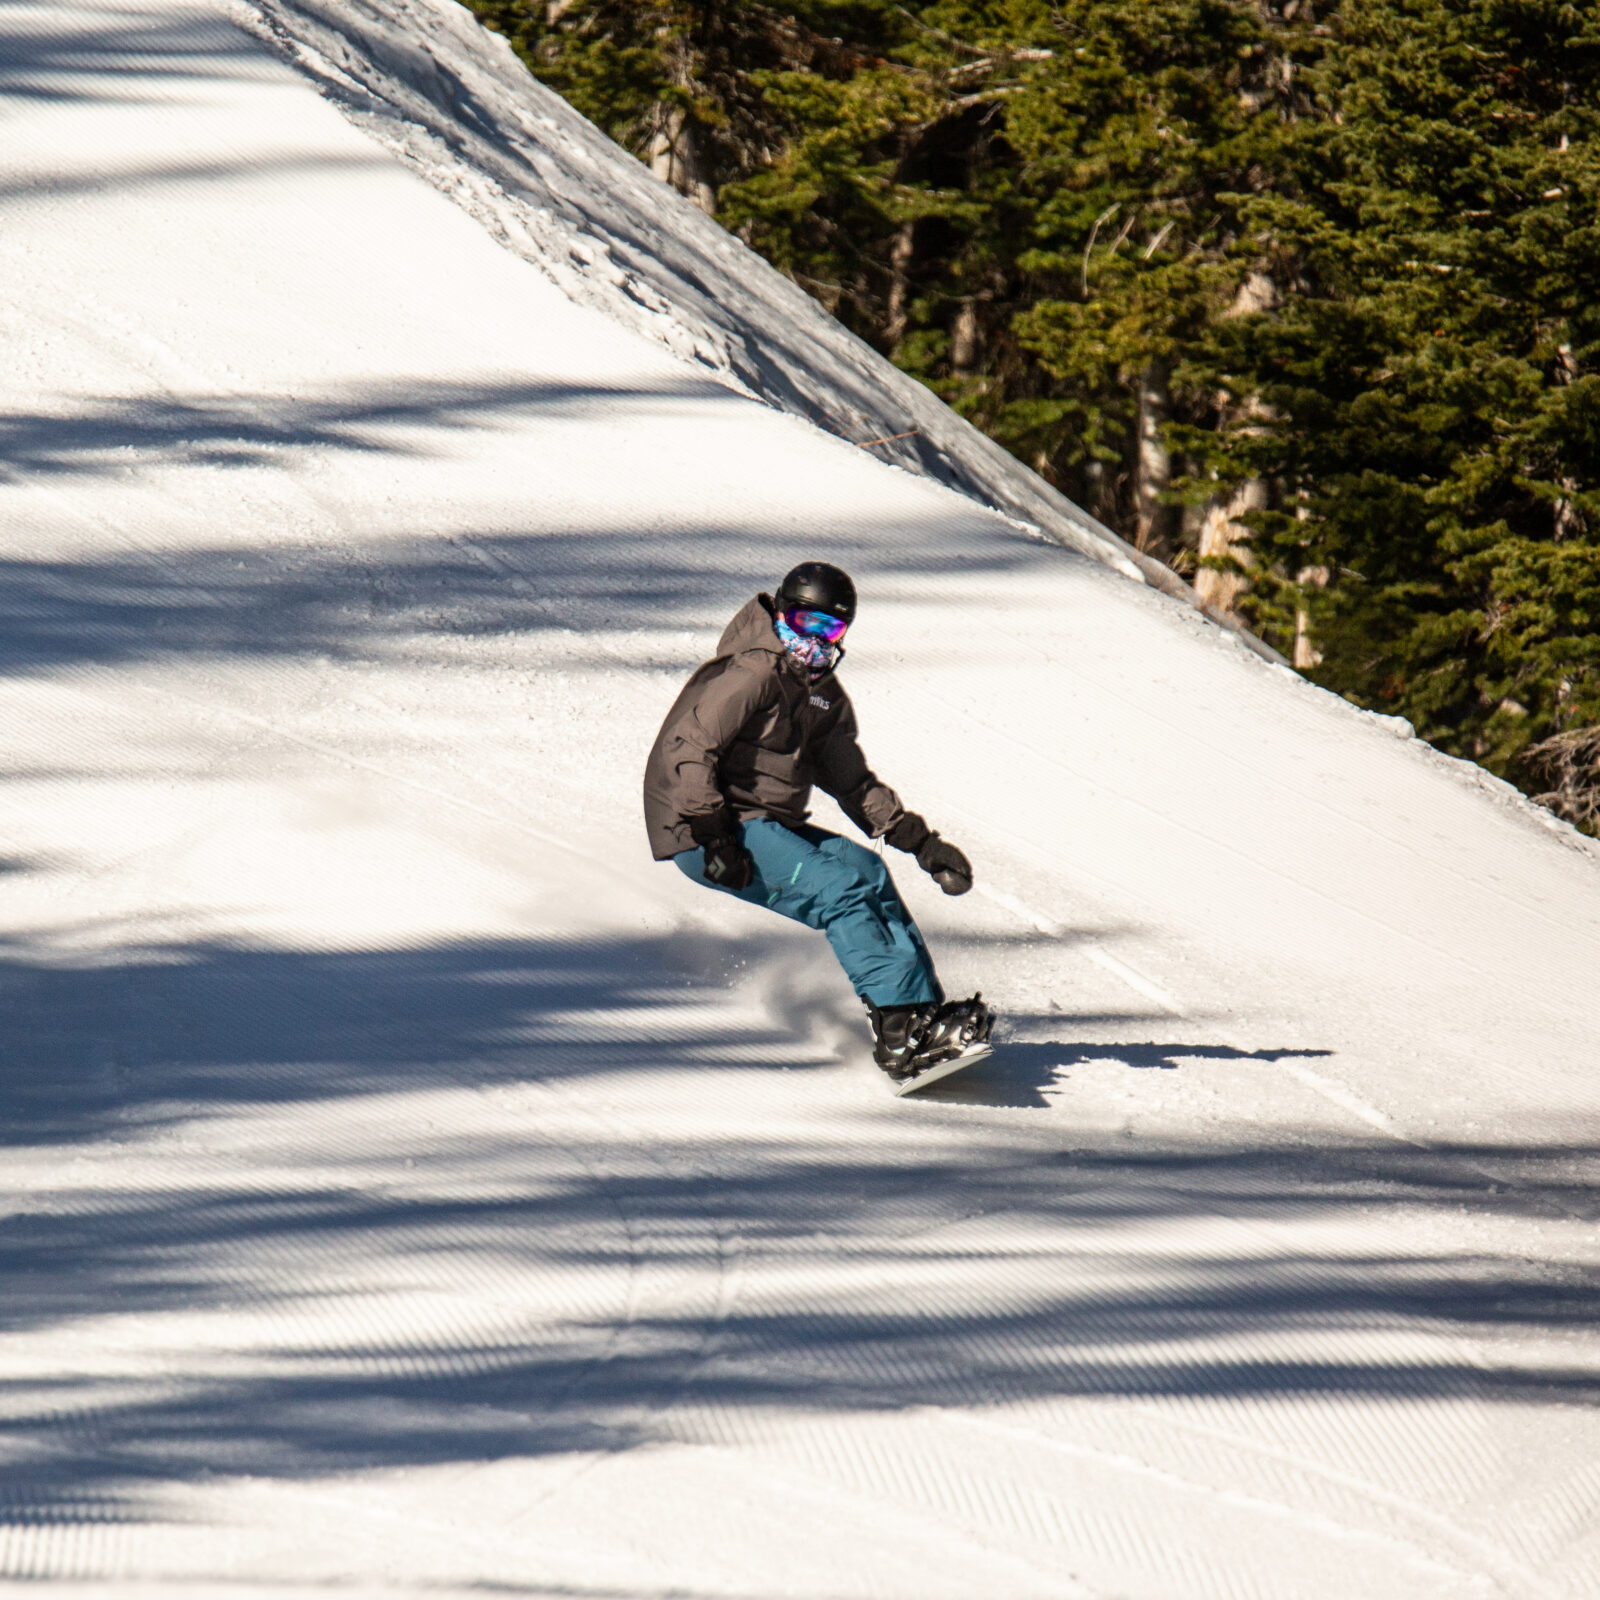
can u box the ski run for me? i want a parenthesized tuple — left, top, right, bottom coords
(3, 0, 1600, 1595)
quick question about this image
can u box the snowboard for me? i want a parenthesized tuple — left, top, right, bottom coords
(890, 1039, 995, 1096)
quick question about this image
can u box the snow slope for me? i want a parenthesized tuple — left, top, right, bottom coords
(3, 1, 1600, 1596)
(238, 0, 1188, 603)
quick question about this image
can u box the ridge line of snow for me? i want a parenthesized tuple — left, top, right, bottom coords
(227, 0, 1287, 665)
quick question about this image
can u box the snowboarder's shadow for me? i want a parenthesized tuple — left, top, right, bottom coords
(921, 1041, 1335, 1109)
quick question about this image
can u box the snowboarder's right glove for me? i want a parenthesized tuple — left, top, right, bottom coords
(885, 812, 973, 896)
(689, 812, 755, 892)
(702, 836, 755, 891)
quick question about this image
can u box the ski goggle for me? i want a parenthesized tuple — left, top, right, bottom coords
(784, 607, 849, 643)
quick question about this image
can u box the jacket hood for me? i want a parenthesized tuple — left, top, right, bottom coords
(716, 594, 784, 658)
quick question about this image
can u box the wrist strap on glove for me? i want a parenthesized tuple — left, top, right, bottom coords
(687, 809, 737, 848)
(883, 811, 931, 854)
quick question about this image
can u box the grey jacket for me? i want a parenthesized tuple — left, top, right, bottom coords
(643, 595, 905, 859)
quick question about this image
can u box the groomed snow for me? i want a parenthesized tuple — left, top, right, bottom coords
(3, 1, 1600, 1596)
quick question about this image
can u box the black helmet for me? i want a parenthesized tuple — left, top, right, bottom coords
(776, 561, 857, 623)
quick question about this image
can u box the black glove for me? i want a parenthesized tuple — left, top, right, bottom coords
(884, 812, 973, 896)
(689, 811, 755, 892)
(918, 834, 973, 895)
(702, 836, 754, 891)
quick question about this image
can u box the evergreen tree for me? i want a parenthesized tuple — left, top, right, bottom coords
(461, 0, 929, 216)
(1226, 0, 1600, 791)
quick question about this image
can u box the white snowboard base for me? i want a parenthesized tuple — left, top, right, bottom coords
(890, 1042, 995, 1096)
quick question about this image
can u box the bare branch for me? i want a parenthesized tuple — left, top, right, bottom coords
(1525, 727, 1600, 834)
(1081, 203, 1120, 297)
(1143, 220, 1177, 258)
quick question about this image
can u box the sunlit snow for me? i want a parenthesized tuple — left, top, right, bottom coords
(3, 0, 1599, 1595)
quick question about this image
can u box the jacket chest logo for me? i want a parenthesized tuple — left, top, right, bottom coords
(809, 694, 831, 710)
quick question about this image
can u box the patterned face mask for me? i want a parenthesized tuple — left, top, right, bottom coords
(773, 610, 841, 677)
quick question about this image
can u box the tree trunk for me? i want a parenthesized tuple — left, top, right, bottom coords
(885, 222, 915, 348)
(950, 298, 980, 373)
(649, 102, 716, 215)
(1554, 347, 1582, 538)
(1134, 359, 1174, 558)
(1194, 477, 1265, 616)
(1194, 273, 1280, 619)
(1293, 564, 1327, 669)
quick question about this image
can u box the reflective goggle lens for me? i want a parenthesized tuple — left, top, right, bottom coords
(785, 607, 849, 643)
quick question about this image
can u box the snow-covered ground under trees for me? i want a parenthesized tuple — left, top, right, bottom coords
(4, 1, 1600, 1596)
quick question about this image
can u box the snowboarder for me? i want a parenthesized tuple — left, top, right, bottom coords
(643, 561, 992, 1088)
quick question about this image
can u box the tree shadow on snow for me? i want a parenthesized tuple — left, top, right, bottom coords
(927, 1039, 1337, 1109)
(2, 930, 1599, 1529)
(0, 930, 829, 1151)
(0, 379, 736, 483)
(0, 6, 279, 110)
(0, 432, 1051, 683)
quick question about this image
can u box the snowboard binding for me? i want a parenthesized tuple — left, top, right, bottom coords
(865, 993, 995, 1092)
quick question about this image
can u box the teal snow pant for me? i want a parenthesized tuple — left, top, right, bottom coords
(674, 818, 943, 1008)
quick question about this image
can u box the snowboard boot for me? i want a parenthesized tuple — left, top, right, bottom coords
(864, 993, 994, 1082)
(865, 1000, 939, 1080)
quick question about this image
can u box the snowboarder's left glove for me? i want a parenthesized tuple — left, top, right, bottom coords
(885, 812, 973, 896)
(918, 834, 972, 895)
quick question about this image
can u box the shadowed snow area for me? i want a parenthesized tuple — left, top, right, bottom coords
(3, 2, 1600, 1597)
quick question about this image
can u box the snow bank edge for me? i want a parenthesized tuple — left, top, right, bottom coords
(231, 0, 1282, 667)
